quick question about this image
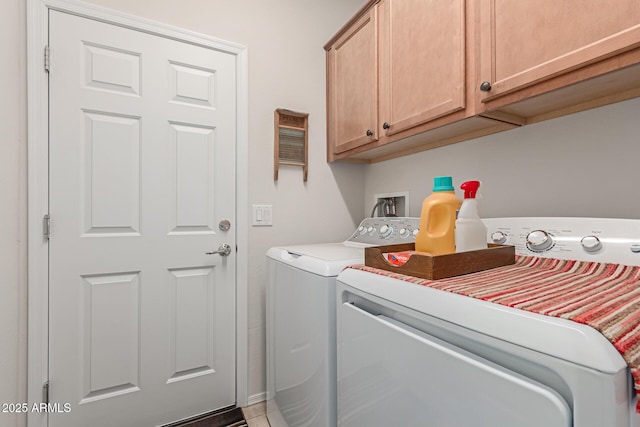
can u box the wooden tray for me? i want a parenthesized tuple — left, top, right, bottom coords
(364, 243, 515, 280)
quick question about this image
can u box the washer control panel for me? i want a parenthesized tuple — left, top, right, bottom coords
(347, 217, 420, 246)
(483, 217, 640, 265)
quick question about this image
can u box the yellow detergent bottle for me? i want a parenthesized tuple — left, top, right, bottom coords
(415, 176, 462, 255)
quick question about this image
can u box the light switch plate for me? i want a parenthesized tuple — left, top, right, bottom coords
(252, 204, 273, 226)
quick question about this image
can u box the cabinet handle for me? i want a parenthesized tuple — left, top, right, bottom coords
(382, 122, 390, 130)
(480, 81, 492, 92)
(366, 129, 373, 137)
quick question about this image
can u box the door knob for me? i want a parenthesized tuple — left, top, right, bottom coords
(206, 243, 232, 256)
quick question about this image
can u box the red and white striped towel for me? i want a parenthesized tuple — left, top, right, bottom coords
(349, 255, 640, 411)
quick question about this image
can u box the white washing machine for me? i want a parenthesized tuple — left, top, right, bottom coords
(337, 217, 640, 427)
(266, 217, 420, 427)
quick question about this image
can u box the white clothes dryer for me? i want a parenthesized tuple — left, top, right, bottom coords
(336, 217, 640, 427)
(266, 217, 419, 427)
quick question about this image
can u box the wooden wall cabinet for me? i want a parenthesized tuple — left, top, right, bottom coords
(326, 0, 640, 163)
(477, 0, 640, 124)
(325, 6, 378, 157)
(325, 0, 514, 162)
(377, 0, 466, 138)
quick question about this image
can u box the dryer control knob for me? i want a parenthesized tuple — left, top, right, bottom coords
(526, 230, 554, 252)
(581, 235, 602, 252)
(491, 231, 507, 244)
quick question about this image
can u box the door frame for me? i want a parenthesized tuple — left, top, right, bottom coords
(26, 1, 249, 425)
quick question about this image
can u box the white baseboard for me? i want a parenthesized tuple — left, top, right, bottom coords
(246, 392, 266, 407)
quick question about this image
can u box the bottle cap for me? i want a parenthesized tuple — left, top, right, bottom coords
(433, 176, 454, 192)
(461, 180, 480, 198)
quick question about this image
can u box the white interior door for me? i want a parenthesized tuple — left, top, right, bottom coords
(48, 9, 237, 426)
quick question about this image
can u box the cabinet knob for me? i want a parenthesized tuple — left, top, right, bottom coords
(366, 129, 373, 137)
(382, 122, 390, 130)
(480, 81, 492, 92)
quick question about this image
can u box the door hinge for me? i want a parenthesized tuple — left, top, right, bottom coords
(43, 214, 51, 240)
(44, 45, 50, 73)
(42, 381, 49, 405)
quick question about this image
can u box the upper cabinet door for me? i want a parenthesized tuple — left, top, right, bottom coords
(478, 0, 640, 104)
(379, 0, 466, 137)
(326, 7, 378, 159)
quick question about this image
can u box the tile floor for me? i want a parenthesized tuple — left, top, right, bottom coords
(242, 402, 270, 427)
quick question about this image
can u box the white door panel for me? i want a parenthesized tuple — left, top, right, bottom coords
(49, 9, 236, 426)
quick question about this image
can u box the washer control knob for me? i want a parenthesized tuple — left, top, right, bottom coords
(526, 230, 554, 252)
(367, 226, 376, 235)
(358, 225, 367, 235)
(581, 235, 602, 252)
(379, 225, 393, 238)
(399, 228, 410, 238)
(630, 244, 640, 253)
(490, 231, 507, 244)
(412, 229, 420, 237)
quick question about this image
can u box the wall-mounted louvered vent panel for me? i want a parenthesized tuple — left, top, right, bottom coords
(274, 109, 309, 181)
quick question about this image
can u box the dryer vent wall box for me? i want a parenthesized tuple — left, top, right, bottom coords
(253, 205, 273, 226)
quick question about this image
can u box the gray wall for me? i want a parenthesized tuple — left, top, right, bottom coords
(364, 97, 640, 220)
(0, 0, 28, 426)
